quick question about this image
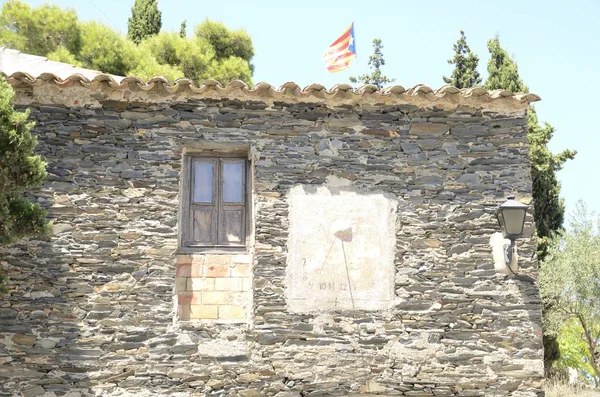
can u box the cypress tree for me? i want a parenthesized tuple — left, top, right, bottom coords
(127, 0, 162, 45)
(443, 30, 481, 88)
(179, 20, 187, 38)
(484, 35, 577, 374)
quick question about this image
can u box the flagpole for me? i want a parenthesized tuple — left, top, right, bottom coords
(352, 21, 358, 85)
(354, 21, 358, 76)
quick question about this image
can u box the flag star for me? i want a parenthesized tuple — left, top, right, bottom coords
(349, 36, 354, 46)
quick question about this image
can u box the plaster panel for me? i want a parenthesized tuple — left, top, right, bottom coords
(286, 186, 397, 312)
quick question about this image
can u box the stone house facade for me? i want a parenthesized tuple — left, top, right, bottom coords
(0, 73, 544, 397)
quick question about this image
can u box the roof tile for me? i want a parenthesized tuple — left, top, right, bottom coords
(0, 71, 541, 112)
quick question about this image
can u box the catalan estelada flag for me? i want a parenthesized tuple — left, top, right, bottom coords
(323, 23, 356, 73)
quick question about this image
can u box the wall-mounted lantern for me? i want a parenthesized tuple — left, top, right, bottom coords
(496, 195, 528, 268)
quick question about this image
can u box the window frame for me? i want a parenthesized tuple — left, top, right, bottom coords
(178, 151, 251, 253)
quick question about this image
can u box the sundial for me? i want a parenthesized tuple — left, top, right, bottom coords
(286, 188, 397, 313)
(315, 219, 358, 309)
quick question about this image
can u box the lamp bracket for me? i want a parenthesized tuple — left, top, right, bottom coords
(503, 241, 515, 265)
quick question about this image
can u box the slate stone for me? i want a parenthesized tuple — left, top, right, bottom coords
(457, 173, 480, 184)
(0, 308, 17, 319)
(21, 386, 45, 397)
(0, 90, 542, 397)
(12, 334, 37, 346)
(401, 143, 420, 153)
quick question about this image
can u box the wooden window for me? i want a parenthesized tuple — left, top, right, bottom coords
(180, 155, 248, 249)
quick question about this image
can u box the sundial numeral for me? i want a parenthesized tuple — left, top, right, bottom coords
(318, 282, 336, 291)
(310, 282, 351, 292)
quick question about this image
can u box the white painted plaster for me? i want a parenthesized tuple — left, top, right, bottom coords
(489, 232, 519, 274)
(286, 186, 397, 312)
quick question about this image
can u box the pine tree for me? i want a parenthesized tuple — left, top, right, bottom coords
(0, 0, 81, 56)
(195, 19, 254, 62)
(443, 30, 481, 88)
(127, 0, 162, 45)
(483, 35, 576, 374)
(1, 1, 255, 87)
(349, 39, 395, 89)
(485, 36, 527, 93)
(0, 76, 49, 291)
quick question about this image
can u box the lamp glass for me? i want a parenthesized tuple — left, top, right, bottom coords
(501, 208, 527, 237)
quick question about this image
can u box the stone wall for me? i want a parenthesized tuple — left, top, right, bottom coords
(0, 77, 544, 397)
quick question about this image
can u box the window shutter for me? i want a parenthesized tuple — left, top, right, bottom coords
(218, 159, 246, 245)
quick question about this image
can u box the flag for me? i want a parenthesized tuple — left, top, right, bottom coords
(323, 23, 356, 73)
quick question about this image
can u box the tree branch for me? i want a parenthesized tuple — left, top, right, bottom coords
(576, 313, 600, 385)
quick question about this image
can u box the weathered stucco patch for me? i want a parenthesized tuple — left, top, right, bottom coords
(286, 186, 397, 312)
(489, 231, 519, 275)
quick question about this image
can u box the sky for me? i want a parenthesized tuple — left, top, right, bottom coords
(12, 0, 600, 223)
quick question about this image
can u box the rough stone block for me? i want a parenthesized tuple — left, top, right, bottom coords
(238, 390, 262, 397)
(178, 291, 192, 304)
(191, 264, 203, 277)
(362, 129, 400, 138)
(214, 278, 243, 291)
(178, 292, 201, 305)
(204, 255, 232, 266)
(411, 238, 441, 248)
(12, 334, 37, 347)
(190, 305, 218, 320)
(231, 254, 252, 264)
(359, 380, 387, 393)
(35, 339, 58, 349)
(218, 305, 245, 320)
(176, 264, 191, 277)
(242, 278, 252, 291)
(175, 277, 187, 292)
(202, 291, 239, 305)
(21, 385, 45, 397)
(205, 263, 231, 278)
(178, 305, 190, 321)
(190, 255, 205, 266)
(231, 263, 251, 277)
(187, 278, 215, 291)
(237, 373, 260, 383)
(409, 123, 450, 135)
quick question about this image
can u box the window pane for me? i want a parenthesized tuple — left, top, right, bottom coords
(222, 162, 244, 203)
(193, 162, 213, 203)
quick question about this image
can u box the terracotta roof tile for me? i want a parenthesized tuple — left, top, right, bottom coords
(0, 71, 540, 112)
